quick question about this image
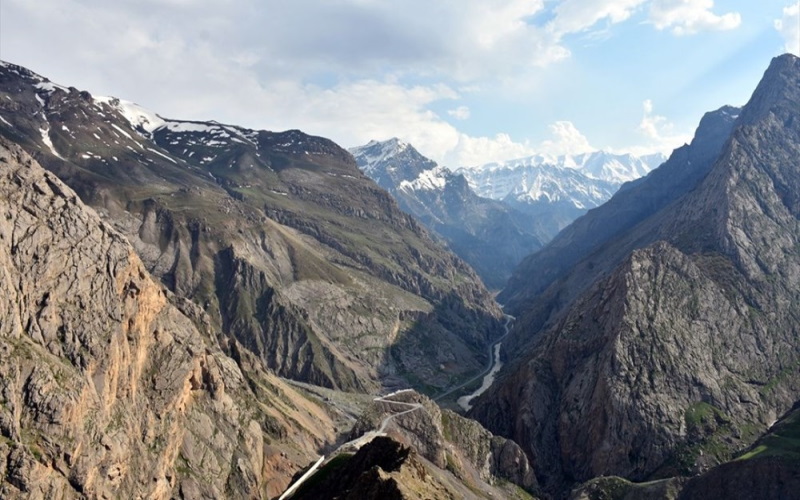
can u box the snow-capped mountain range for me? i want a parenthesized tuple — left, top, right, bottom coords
(352, 138, 665, 212)
(456, 151, 666, 209)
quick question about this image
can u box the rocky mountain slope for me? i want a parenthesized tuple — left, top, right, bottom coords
(351, 139, 547, 289)
(292, 436, 461, 500)
(291, 435, 534, 500)
(677, 401, 800, 499)
(0, 139, 343, 499)
(472, 53, 800, 496)
(0, 61, 503, 394)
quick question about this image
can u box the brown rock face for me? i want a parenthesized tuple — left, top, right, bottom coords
(0, 139, 336, 498)
(473, 54, 800, 495)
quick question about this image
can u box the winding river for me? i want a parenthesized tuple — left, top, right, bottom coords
(456, 339, 505, 411)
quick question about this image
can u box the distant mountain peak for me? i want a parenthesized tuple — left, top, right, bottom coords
(736, 53, 800, 126)
(349, 138, 436, 188)
(460, 150, 665, 185)
(351, 137, 416, 165)
(366, 136, 408, 150)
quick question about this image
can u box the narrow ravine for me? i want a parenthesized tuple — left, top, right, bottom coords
(457, 339, 504, 411)
(279, 316, 513, 498)
(433, 314, 513, 405)
(455, 314, 513, 410)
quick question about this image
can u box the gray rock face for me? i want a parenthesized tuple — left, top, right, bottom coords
(0, 139, 339, 498)
(678, 402, 800, 500)
(568, 400, 800, 500)
(473, 54, 800, 495)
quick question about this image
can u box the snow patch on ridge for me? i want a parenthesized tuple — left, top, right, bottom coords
(399, 166, 449, 192)
(39, 127, 63, 159)
(34, 81, 68, 95)
(93, 96, 166, 135)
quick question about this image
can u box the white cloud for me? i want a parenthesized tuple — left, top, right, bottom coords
(631, 99, 692, 155)
(0, 0, 718, 170)
(445, 133, 536, 167)
(649, 0, 741, 36)
(442, 121, 594, 167)
(775, 3, 800, 56)
(538, 121, 594, 155)
(549, 0, 647, 36)
(448, 106, 471, 120)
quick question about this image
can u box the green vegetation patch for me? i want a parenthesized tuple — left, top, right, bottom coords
(761, 358, 800, 394)
(658, 402, 739, 475)
(573, 476, 634, 500)
(737, 410, 800, 462)
(685, 401, 728, 430)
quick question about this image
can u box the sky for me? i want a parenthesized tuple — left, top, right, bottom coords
(1, 1, 798, 167)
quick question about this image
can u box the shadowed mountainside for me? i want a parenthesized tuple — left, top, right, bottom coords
(473, 54, 800, 496)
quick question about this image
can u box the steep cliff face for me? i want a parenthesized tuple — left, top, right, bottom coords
(0, 61, 503, 393)
(473, 54, 800, 495)
(0, 140, 339, 498)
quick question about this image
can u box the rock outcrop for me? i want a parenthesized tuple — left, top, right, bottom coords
(350, 391, 537, 495)
(291, 436, 455, 500)
(473, 54, 800, 496)
(0, 139, 338, 498)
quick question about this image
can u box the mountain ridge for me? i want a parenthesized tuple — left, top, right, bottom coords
(0, 59, 504, 395)
(456, 150, 665, 208)
(353, 138, 663, 289)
